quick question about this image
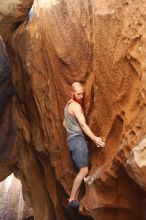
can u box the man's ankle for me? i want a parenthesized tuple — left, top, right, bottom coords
(68, 198, 76, 202)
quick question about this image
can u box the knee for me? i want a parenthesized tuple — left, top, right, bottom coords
(85, 167, 89, 176)
(80, 167, 89, 177)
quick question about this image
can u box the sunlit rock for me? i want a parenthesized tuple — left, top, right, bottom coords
(0, 174, 34, 220)
(0, 0, 146, 219)
(126, 138, 146, 191)
(0, 0, 33, 41)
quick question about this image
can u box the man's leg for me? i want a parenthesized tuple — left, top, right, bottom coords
(69, 166, 88, 202)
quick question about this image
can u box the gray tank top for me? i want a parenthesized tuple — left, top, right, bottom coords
(64, 101, 84, 140)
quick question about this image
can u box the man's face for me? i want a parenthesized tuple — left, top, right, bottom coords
(73, 87, 85, 105)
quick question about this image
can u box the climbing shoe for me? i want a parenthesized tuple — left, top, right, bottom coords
(68, 200, 80, 209)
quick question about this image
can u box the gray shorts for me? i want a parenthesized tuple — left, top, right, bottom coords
(67, 135, 89, 168)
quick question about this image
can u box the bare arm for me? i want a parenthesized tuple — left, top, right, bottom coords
(71, 103, 105, 147)
(63, 119, 66, 128)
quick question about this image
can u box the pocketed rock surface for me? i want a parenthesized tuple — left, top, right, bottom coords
(0, 0, 146, 220)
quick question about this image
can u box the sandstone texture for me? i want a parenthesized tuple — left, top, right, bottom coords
(0, 0, 146, 220)
(0, 0, 33, 41)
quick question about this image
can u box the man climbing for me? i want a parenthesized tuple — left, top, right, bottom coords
(63, 82, 105, 209)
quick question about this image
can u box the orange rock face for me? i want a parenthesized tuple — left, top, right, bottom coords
(0, 0, 146, 220)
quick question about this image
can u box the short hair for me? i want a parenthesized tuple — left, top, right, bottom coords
(71, 82, 84, 92)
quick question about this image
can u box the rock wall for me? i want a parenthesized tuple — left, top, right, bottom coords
(0, 173, 33, 220)
(0, 0, 146, 220)
(0, 0, 33, 41)
(0, 37, 16, 180)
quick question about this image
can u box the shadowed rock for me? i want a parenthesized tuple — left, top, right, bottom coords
(0, 38, 16, 180)
(0, 0, 146, 220)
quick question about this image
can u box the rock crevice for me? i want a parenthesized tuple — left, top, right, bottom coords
(0, 0, 146, 219)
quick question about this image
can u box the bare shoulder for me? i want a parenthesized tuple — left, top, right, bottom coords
(69, 101, 82, 112)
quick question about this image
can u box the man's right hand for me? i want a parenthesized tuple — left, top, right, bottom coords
(93, 136, 105, 148)
(70, 102, 106, 147)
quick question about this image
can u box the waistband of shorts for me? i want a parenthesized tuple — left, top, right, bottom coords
(67, 134, 85, 142)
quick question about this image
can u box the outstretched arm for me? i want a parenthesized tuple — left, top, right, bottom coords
(71, 103, 105, 147)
